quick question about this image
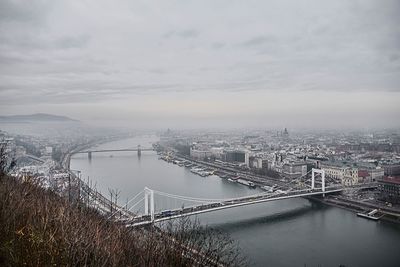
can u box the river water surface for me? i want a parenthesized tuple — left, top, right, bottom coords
(71, 136, 400, 267)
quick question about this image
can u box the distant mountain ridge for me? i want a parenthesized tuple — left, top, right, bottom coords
(0, 113, 79, 122)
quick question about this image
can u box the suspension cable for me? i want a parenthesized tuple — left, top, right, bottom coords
(153, 190, 228, 202)
(107, 189, 144, 219)
(126, 189, 144, 205)
(127, 197, 145, 211)
(145, 168, 340, 210)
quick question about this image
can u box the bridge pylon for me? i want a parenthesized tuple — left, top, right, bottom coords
(137, 145, 141, 157)
(88, 151, 92, 160)
(144, 187, 154, 222)
(311, 168, 325, 195)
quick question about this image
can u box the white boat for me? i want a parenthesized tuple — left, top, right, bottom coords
(190, 167, 206, 176)
(237, 179, 256, 188)
(357, 209, 383, 221)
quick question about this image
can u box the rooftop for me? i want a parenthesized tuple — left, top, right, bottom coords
(379, 176, 400, 185)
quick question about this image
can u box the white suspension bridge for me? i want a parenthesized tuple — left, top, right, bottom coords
(103, 168, 377, 227)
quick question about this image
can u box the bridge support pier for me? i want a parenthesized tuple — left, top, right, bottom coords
(144, 187, 154, 222)
(88, 151, 92, 160)
(137, 145, 141, 157)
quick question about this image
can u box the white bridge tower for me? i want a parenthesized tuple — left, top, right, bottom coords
(144, 187, 155, 222)
(311, 168, 325, 194)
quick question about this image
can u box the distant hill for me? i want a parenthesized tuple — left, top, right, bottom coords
(0, 113, 79, 122)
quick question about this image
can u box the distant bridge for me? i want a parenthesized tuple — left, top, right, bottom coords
(75, 145, 153, 158)
(25, 154, 45, 163)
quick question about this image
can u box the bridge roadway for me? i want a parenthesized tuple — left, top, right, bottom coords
(126, 187, 341, 227)
(126, 183, 377, 227)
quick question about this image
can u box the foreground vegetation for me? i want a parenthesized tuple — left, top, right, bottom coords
(0, 144, 245, 266)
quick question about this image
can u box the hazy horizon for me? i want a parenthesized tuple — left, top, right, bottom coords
(1, 0, 399, 130)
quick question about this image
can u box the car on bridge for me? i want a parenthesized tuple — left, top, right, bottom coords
(161, 210, 173, 217)
(182, 207, 194, 213)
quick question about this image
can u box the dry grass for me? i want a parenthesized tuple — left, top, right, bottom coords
(0, 140, 245, 266)
(0, 151, 245, 266)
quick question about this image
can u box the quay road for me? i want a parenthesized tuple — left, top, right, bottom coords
(325, 195, 400, 218)
(174, 154, 298, 189)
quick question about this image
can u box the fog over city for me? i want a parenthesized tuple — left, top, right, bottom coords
(1, 0, 399, 129)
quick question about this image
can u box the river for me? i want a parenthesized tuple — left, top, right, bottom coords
(70, 136, 400, 267)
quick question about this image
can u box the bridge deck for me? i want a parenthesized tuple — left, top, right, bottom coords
(77, 148, 153, 153)
(127, 187, 343, 227)
(126, 183, 377, 227)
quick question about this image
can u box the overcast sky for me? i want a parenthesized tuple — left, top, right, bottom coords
(0, 0, 399, 129)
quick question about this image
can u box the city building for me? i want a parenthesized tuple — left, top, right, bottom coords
(223, 150, 249, 166)
(45, 146, 53, 155)
(368, 167, 385, 181)
(378, 176, 400, 204)
(281, 161, 307, 180)
(358, 170, 370, 183)
(249, 156, 263, 169)
(321, 162, 358, 186)
(356, 165, 384, 182)
(283, 128, 289, 138)
(190, 147, 212, 160)
(306, 156, 328, 169)
(384, 164, 400, 176)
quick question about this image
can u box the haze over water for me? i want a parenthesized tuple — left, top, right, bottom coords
(71, 136, 400, 267)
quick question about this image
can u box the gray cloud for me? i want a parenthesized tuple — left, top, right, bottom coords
(177, 29, 199, 38)
(0, 0, 399, 127)
(211, 42, 226, 49)
(241, 35, 277, 47)
(163, 29, 199, 39)
(53, 35, 90, 50)
(0, 0, 51, 23)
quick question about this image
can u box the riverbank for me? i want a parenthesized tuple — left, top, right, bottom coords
(308, 195, 400, 224)
(170, 153, 285, 188)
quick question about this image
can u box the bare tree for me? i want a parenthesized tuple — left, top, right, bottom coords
(139, 217, 248, 266)
(0, 142, 246, 266)
(0, 139, 16, 178)
(108, 187, 121, 217)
